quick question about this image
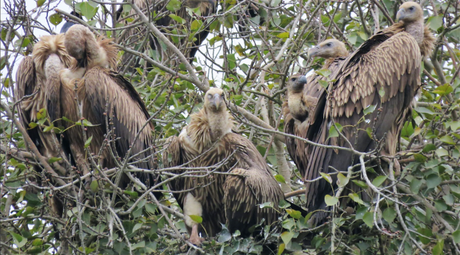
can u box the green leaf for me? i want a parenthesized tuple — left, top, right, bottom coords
(90, 180, 98, 193)
(428, 15, 443, 31)
(327, 123, 342, 139)
(274, 174, 286, 184)
(352, 180, 368, 189)
(433, 84, 453, 96)
(318, 80, 329, 89)
(280, 231, 294, 245)
(324, 195, 338, 206)
(278, 199, 290, 209)
(32, 238, 43, 246)
(277, 32, 289, 38)
(189, 215, 202, 224)
(227, 54, 236, 70)
(84, 136, 93, 149)
(286, 209, 301, 219)
(440, 135, 455, 145)
(277, 243, 285, 255)
(320, 172, 332, 184)
(337, 173, 349, 187)
(190, 20, 201, 31)
(417, 227, 432, 244)
(363, 104, 377, 115)
(82, 119, 97, 127)
(372, 175, 387, 187)
(415, 106, 435, 115)
(10, 232, 27, 248)
(362, 211, 373, 228)
(43, 125, 53, 133)
(123, 190, 138, 199)
(382, 207, 396, 223)
(426, 174, 442, 189)
(166, 0, 182, 12)
(36, 0, 46, 7)
(348, 193, 364, 205)
(315, 69, 331, 78)
(48, 157, 62, 164)
(434, 200, 447, 211)
(432, 239, 444, 255)
(37, 108, 47, 120)
(259, 201, 274, 208)
(169, 14, 185, 24)
(79, 2, 98, 19)
(453, 230, 460, 244)
(28, 122, 38, 129)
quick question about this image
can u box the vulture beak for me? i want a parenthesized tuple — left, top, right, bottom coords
(308, 47, 320, 58)
(211, 93, 223, 111)
(396, 9, 405, 21)
(290, 75, 307, 92)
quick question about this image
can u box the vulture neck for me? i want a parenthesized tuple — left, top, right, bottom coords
(404, 20, 425, 46)
(85, 37, 110, 69)
(205, 107, 233, 142)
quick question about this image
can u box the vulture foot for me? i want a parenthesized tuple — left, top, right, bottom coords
(189, 224, 204, 246)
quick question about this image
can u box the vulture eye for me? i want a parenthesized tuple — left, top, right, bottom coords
(408, 6, 414, 11)
(326, 43, 332, 47)
(291, 77, 297, 82)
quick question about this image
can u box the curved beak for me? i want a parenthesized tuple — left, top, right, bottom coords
(396, 9, 405, 21)
(308, 47, 320, 58)
(211, 93, 222, 111)
(298, 75, 307, 84)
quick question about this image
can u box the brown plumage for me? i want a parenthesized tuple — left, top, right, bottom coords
(286, 1, 435, 224)
(14, 34, 75, 173)
(163, 88, 284, 245)
(14, 34, 76, 217)
(61, 25, 160, 193)
(118, 0, 217, 67)
(283, 39, 349, 178)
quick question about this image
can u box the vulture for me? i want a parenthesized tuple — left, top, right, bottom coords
(14, 34, 75, 175)
(285, 1, 435, 224)
(60, 24, 161, 194)
(117, 0, 217, 67)
(284, 39, 349, 179)
(163, 88, 284, 245)
(14, 34, 78, 218)
(60, 11, 82, 34)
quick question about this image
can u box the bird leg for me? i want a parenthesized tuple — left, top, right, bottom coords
(189, 224, 203, 246)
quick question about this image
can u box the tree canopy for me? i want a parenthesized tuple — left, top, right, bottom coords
(1, 0, 460, 254)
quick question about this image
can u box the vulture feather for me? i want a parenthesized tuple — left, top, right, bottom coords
(14, 34, 75, 173)
(283, 39, 349, 178)
(61, 25, 160, 194)
(14, 34, 76, 217)
(286, 1, 435, 224)
(117, 0, 217, 67)
(163, 88, 284, 245)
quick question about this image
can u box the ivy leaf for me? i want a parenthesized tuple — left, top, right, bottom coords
(337, 173, 349, 187)
(84, 136, 93, 149)
(286, 209, 301, 219)
(363, 104, 377, 115)
(280, 231, 294, 245)
(274, 174, 286, 184)
(78, 2, 97, 19)
(90, 180, 99, 193)
(48, 157, 62, 164)
(189, 215, 202, 224)
(327, 123, 342, 139)
(372, 175, 387, 187)
(10, 232, 27, 248)
(315, 69, 331, 78)
(453, 230, 460, 244)
(324, 195, 338, 206)
(348, 193, 364, 205)
(362, 211, 373, 228)
(432, 239, 444, 255)
(166, 0, 182, 12)
(37, 108, 47, 120)
(320, 172, 332, 184)
(169, 14, 185, 24)
(36, 0, 46, 7)
(277, 243, 285, 255)
(382, 207, 396, 223)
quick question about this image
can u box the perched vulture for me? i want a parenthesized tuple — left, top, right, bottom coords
(117, 0, 217, 67)
(14, 34, 77, 218)
(14, 34, 75, 174)
(163, 88, 284, 245)
(284, 39, 349, 179)
(60, 25, 161, 194)
(60, 11, 82, 34)
(285, 1, 435, 224)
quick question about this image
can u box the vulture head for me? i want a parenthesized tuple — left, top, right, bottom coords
(204, 87, 226, 112)
(396, 2, 423, 23)
(288, 74, 307, 93)
(60, 11, 81, 34)
(64, 24, 117, 70)
(308, 39, 348, 59)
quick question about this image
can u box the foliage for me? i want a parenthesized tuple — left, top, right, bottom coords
(1, 0, 460, 254)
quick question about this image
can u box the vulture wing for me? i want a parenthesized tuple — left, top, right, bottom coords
(79, 67, 157, 187)
(222, 133, 284, 235)
(304, 31, 421, 218)
(14, 56, 38, 127)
